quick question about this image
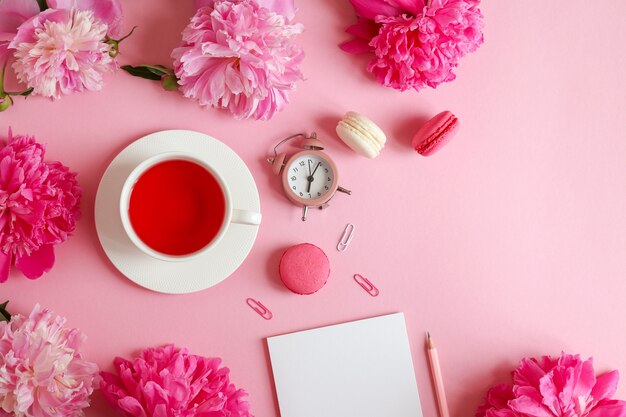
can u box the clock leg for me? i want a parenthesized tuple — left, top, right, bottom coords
(302, 206, 309, 222)
(337, 186, 352, 195)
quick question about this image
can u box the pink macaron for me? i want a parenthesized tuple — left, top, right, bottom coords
(412, 111, 460, 156)
(279, 243, 330, 295)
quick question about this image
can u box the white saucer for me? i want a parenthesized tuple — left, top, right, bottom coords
(95, 130, 261, 294)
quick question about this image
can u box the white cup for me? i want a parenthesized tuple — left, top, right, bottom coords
(120, 152, 261, 262)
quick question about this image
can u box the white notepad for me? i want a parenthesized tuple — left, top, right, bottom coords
(267, 313, 423, 417)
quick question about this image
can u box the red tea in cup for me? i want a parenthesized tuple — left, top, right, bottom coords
(128, 159, 226, 256)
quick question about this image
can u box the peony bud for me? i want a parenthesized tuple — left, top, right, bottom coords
(161, 74, 179, 91)
(107, 41, 119, 58)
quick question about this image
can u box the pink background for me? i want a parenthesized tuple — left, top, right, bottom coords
(3, 1, 626, 416)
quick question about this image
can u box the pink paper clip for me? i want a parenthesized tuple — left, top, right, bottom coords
(353, 274, 379, 297)
(246, 298, 273, 320)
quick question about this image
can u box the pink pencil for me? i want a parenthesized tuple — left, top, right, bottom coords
(427, 332, 450, 417)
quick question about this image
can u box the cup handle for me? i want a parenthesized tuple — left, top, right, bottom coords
(231, 209, 262, 226)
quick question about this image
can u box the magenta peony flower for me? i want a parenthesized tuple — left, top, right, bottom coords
(100, 344, 253, 417)
(172, 0, 304, 120)
(341, 0, 484, 91)
(476, 353, 626, 417)
(0, 129, 81, 282)
(0, 304, 99, 417)
(9, 8, 116, 99)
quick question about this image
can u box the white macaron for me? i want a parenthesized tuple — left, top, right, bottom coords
(336, 112, 387, 158)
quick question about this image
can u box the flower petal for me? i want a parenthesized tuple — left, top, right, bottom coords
(514, 358, 549, 392)
(0, 0, 40, 34)
(345, 19, 380, 40)
(15, 244, 55, 279)
(591, 371, 620, 403)
(509, 395, 554, 417)
(195, 0, 295, 19)
(588, 400, 626, 417)
(195, 0, 214, 9)
(348, 0, 403, 20)
(117, 396, 147, 417)
(257, 0, 296, 20)
(340, 38, 373, 54)
(485, 411, 521, 417)
(46, 0, 123, 36)
(0, 42, 9, 65)
(387, 0, 424, 15)
(538, 370, 561, 415)
(0, 251, 11, 283)
(571, 357, 596, 400)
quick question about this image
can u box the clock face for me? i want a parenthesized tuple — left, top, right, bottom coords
(285, 154, 335, 201)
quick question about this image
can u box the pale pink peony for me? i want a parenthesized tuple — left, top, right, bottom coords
(172, 0, 304, 120)
(100, 344, 253, 417)
(0, 129, 81, 282)
(476, 353, 626, 417)
(341, 0, 484, 91)
(0, 304, 99, 417)
(9, 8, 115, 99)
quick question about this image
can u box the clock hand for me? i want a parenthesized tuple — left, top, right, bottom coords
(306, 161, 318, 193)
(311, 162, 321, 177)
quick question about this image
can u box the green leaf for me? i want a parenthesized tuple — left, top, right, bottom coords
(145, 65, 173, 76)
(0, 301, 10, 322)
(36, 0, 48, 11)
(122, 65, 162, 81)
(122, 65, 171, 81)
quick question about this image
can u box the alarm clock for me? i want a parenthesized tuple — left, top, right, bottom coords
(267, 132, 351, 221)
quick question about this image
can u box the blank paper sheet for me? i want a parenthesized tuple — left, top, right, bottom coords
(267, 313, 423, 417)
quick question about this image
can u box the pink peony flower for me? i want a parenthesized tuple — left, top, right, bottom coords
(100, 344, 253, 417)
(340, 0, 484, 91)
(476, 353, 626, 417)
(9, 8, 115, 99)
(0, 304, 99, 417)
(0, 129, 81, 282)
(172, 0, 304, 120)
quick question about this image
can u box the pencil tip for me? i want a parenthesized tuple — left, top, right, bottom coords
(426, 331, 434, 349)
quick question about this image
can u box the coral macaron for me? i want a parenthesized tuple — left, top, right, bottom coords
(279, 243, 330, 295)
(412, 111, 460, 156)
(336, 111, 387, 158)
